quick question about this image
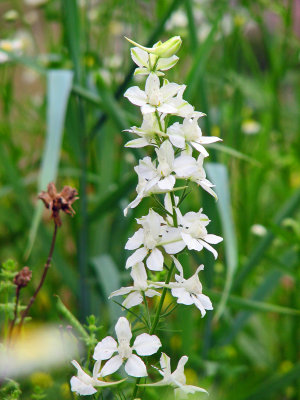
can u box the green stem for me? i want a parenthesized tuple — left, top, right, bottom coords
(132, 192, 178, 399)
(155, 110, 163, 132)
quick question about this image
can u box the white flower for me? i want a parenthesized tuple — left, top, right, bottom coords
(0, 38, 23, 63)
(130, 46, 179, 76)
(125, 209, 167, 271)
(93, 317, 161, 378)
(173, 153, 217, 199)
(124, 141, 176, 215)
(125, 113, 165, 148)
(70, 360, 125, 396)
(109, 262, 160, 308)
(161, 204, 223, 258)
(139, 353, 208, 398)
(124, 73, 187, 115)
(165, 85, 195, 118)
(169, 258, 213, 317)
(167, 113, 221, 156)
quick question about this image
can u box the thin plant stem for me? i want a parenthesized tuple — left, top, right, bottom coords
(18, 223, 58, 331)
(8, 286, 21, 342)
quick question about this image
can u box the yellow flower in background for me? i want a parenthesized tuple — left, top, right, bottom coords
(30, 372, 53, 389)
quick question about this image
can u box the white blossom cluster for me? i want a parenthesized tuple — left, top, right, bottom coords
(71, 36, 222, 398)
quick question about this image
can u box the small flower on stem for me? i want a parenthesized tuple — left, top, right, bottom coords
(93, 317, 161, 378)
(109, 262, 160, 309)
(124, 73, 190, 116)
(169, 257, 213, 317)
(125, 209, 166, 271)
(139, 353, 208, 398)
(70, 360, 125, 396)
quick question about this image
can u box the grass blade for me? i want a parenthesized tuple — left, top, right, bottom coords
(90, 254, 122, 324)
(206, 163, 238, 321)
(25, 70, 73, 258)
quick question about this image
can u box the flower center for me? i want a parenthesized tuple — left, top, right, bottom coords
(118, 340, 132, 359)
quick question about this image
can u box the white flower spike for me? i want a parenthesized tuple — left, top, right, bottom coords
(93, 317, 161, 378)
(139, 353, 208, 398)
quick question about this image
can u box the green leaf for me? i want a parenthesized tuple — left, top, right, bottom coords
(206, 163, 238, 321)
(25, 70, 74, 258)
(207, 288, 300, 316)
(241, 362, 300, 400)
(234, 188, 300, 289)
(55, 295, 89, 341)
(90, 254, 122, 323)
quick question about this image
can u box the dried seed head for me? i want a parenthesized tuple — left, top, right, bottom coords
(14, 266, 32, 288)
(38, 182, 79, 226)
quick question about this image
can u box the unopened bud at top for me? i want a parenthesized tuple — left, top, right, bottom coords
(125, 36, 182, 58)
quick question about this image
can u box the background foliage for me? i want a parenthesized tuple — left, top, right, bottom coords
(0, 0, 300, 399)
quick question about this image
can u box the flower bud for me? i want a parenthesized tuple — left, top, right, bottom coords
(13, 266, 32, 288)
(125, 36, 182, 58)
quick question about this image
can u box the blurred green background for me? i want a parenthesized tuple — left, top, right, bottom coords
(0, 0, 300, 399)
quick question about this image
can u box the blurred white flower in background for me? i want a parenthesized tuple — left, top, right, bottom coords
(0, 325, 79, 379)
(242, 119, 261, 135)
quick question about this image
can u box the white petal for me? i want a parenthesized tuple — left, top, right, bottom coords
(169, 133, 185, 148)
(163, 240, 186, 254)
(123, 291, 143, 308)
(181, 233, 203, 251)
(158, 175, 175, 190)
(156, 55, 179, 71)
(145, 289, 161, 297)
(157, 103, 177, 114)
(173, 155, 197, 177)
(172, 288, 194, 305)
(125, 354, 147, 377)
(198, 239, 218, 259)
(146, 248, 164, 271)
(70, 376, 97, 396)
(93, 337, 118, 360)
(131, 262, 147, 285)
(171, 255, 183, 276)
(145, 73, 160, 97)
(133, 333, 161, 356)
(100, 355, 123, 377)
(160, 82, 181, 100)
(196, 293, 213, 310)
(124, 86, 147, 106)
(191, 142, 209, 157)
(141, 104, 156, 114)
(115, 317, 132, 342)
(205, 234, 223, 244)
(160, 353, 171, 375)
(126, 247, 148, 269)
(125, 138, 149, 148)
(109, 286, 133, 298)
(125, 228, 144, 250)
(198, 135, 221, 144)
(131, 47, 148, 68)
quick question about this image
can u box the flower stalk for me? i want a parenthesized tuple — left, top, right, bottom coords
(70, 36, 223, 399)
